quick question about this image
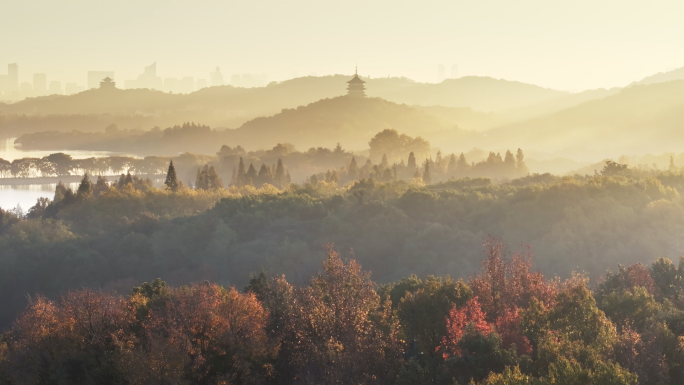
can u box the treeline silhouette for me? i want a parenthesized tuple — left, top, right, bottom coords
(2, 129, 527, 183)
(2, 240, 684, 384)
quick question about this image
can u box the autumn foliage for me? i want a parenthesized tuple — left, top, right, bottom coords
(2, 240, 684, 384)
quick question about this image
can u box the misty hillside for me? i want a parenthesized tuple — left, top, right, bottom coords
(411, 105, 508, 131)
(13, 96, 458, 154)
(498, 87, 622, 121)
(368, 76, 567, 111)
(0, 75, 568, 139)
(480, 80, 684, 156)
(631, 65, 684, 86)
(231, 96, 454, 150)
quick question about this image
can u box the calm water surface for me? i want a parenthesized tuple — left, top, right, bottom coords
(0, 137, 136, 211)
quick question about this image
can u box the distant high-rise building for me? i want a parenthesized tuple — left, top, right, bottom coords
(196, 79, 207, 90)
(437, 64, 446, 82)
(179, 77, 194, 94)
(88, 71, 114, 89)
(231, 74, 241, 87)
(49, 81, 63, 95)
(210, 67, 224, 86)
(7, 63, 19, 92)
(33, 73, 47, 95)
(124, 62, 162, 90)
(451, 64, 458, 79)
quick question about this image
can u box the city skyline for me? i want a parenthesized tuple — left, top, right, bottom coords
(2, 0, 683, 92)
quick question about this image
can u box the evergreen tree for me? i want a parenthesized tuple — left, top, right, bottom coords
(381, 154, 389, 169)
(504, 150, 516, 170)
(285, 170, 291, 184)
(407, 152, 417, 169)
(196, 164, 223, 190)
(423, 160, 432, 184)
(331, 170, 339, 184)
(124, 171, 133, 186)
(457, 152, 468, 169)
(246, 163, 258, 186)
(348, 156, 359, 180)
(207, 166, 223, 189)
(231, 167, 237, 186)
(164, 160, 180, 191)
(516, 148, 525, 168)
(448, 154, 457, 174)
(196, 166, 209, 190)
(94, 176, 109, 196)
(257, 164, 273, 186)
(274, 159, 285, 187)
(76, 174, 93, 199)
(310, 174, 319, 185)
(237, 157, 246, 187)
(53, 181, 67, 202)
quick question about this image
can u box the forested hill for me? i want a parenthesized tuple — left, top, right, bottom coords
(630, 65, 684, 86)
(13, 96, 469, 154)
(480, 80, 684, 156)
(231, 96, 457, 150)
(367, 75, 566, 111)
(0, 75, 566, 137)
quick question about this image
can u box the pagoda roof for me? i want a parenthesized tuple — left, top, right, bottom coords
(347, 74, 366, 84)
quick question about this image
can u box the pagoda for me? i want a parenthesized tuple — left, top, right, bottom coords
(347, 66, 366, 97)
(99, 77, 116, 89)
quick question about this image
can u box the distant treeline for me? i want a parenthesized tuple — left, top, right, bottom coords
(2, 129, 528, 184)
(1, 239, 684, 384)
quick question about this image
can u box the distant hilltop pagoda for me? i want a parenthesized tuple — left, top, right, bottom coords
(347, 66, 366, 97)
(99, 77, 116, 89)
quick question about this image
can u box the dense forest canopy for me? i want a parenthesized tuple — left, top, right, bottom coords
(1, 160, 684, 334)
(2, 236, 684, 384)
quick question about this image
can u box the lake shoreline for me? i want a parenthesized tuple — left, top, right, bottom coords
(0, 174, 164, 186)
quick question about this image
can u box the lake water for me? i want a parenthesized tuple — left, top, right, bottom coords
(0, 137, 135, 211)
(0, 183, 80, 212)
(0, 137, 125, 162)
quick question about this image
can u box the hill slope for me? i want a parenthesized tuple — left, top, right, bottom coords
(231, 96, 455, 150)
(481, 80, 684, 158)
(0, 75, 566, 137)
(12, 96, 462, 155)
(631, 66, 684, 86)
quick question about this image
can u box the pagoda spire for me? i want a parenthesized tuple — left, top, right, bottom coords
(347, 66, 366, 98)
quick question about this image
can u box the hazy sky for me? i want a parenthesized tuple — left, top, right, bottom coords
(2, 0, 683, 91)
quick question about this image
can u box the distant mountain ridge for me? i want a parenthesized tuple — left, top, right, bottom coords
(0, 75, 567, 131)
(480, 80, 684, 157)
(631, 66, 684, 86)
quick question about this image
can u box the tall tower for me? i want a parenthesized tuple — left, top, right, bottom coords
(7, 63, 19, 92)
(437, 64, 445, 82)
(451, 64, 458, 79)
(347, 66, 366, 98)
